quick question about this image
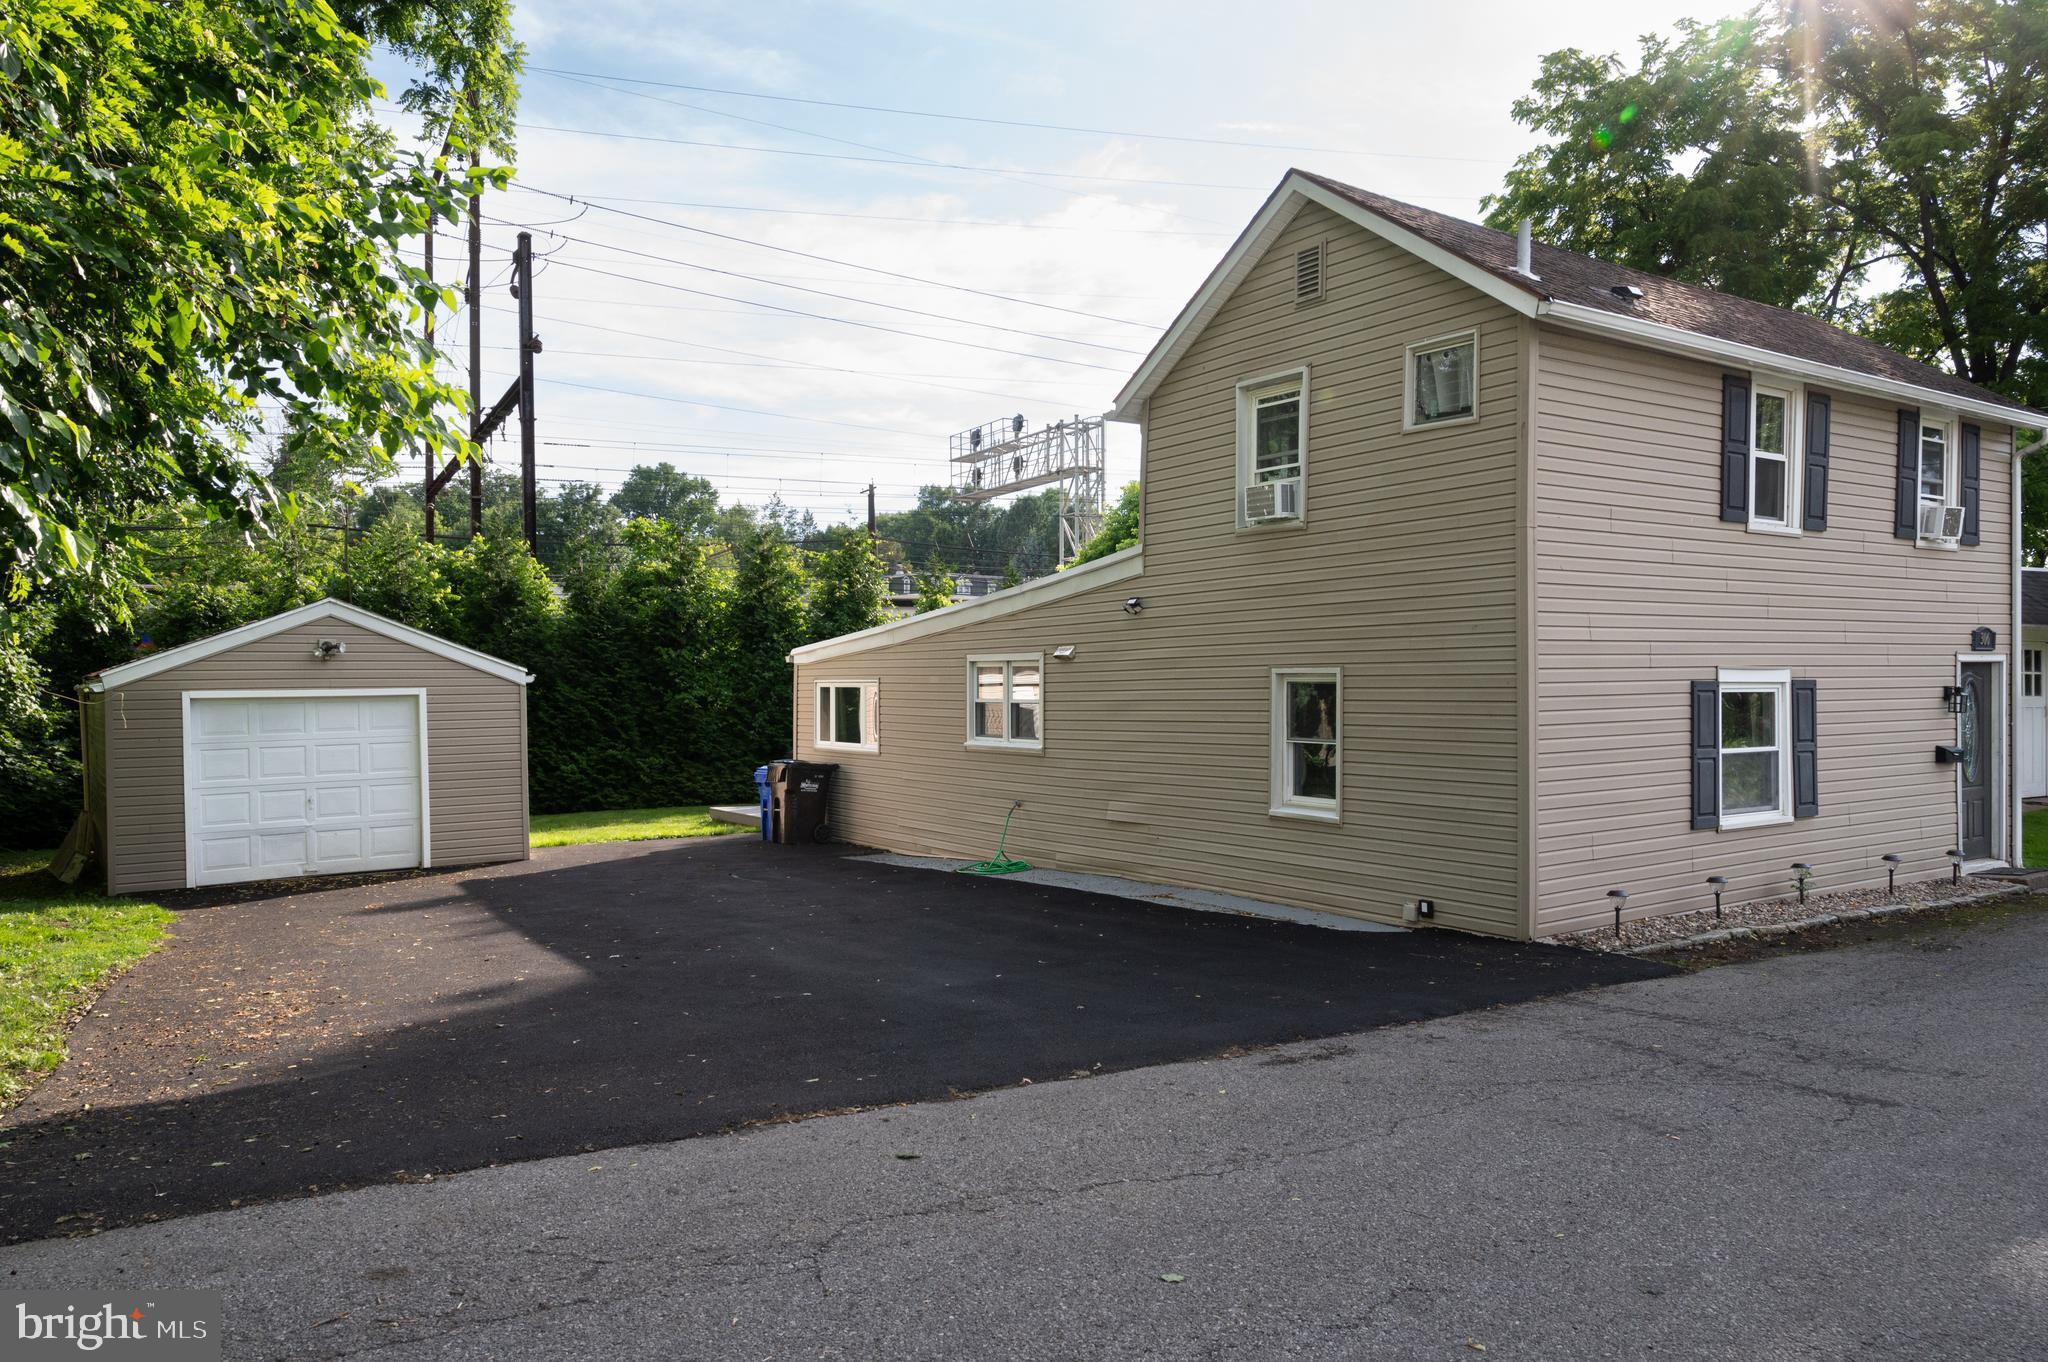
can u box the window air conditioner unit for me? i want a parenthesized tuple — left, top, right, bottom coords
(1919, 501, 1965, 543)
(1244, 477, 1302, 523)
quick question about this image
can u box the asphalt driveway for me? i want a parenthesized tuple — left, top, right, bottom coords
(0, 837, 1663, 1244)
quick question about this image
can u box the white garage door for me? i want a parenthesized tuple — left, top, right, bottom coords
(186, 694, 424, 887)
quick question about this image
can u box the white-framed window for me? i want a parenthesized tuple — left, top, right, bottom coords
(2026, 649, 2042, 699)
(815, 681, 878, 753)
(1717, 667, 1792, 829)
(1404, 331, 1478, 430)
(1270, 668, 1341, 821)
(966, 656, 1042, 750)
(1748, 382, 1801, 533)
(1234, 366, 1307, 528)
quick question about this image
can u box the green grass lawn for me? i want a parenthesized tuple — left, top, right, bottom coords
(529, 805, 747, 848)
(2023, 808, 2048, 867)
(0, 850, 171, 1110)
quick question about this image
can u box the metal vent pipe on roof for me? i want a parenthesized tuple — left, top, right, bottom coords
(1515, 219, 1539, 280)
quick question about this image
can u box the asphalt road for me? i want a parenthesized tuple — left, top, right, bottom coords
(0, 838, 1657, 1242)
(5, 901, 2042, 1360)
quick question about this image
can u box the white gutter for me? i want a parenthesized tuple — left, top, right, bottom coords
(789, 547, 1143, 665)
(2014, 431, 2046, 867)
(1536, 300, 2048, 430)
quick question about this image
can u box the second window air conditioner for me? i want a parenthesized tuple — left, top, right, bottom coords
(1244, 477, 1302, 523)
(1918, 500, 1966, 543)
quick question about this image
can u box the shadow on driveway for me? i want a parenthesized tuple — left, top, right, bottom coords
(0, 838, 1667, 1243)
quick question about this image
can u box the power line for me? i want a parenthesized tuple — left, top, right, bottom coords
(516, 121, 1272, 191)
(516, 184, 1160, 329)
(542, 257, 1131, 373)
(480, 341, 1093, 409)
(500, 186, 1230, 238)
(511, 223, 1152, 353)
(526, 67, 1516, 164)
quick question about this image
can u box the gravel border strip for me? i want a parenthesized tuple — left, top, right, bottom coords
(1612, 883, 2025, 955)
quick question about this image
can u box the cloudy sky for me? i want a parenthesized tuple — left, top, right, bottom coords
(367, 0, 1726, 544)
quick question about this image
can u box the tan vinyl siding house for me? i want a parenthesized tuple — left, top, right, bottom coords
(792, 170, 2042, 940)
(83, 599, 532, 894)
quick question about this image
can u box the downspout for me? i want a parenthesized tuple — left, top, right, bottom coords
(2014, 429, 2045, 867)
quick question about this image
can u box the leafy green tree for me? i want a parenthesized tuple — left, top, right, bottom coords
(1000, 561, 1021, 590)
(611, 463, 721, 536)
(913, 562, 956, 614)
(807, 531, 889, 642)
(0, 0, 505, 602)
(1068, 483, 1140, 566)
(1487, 0, 2048, 406)
(0, 607, 81, 847)
(726, 527, 810, 768)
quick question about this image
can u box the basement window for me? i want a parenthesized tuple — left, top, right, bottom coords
(816, 681, 878, 753)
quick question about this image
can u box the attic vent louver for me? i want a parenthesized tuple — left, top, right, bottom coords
(1611, 284, 1645, 300)
(1295, 244, 1324, 302)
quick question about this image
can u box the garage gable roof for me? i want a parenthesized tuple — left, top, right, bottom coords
(85, 599, 534, 689)
(1111, 170, 2048, 429)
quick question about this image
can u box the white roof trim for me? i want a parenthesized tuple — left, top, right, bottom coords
(1110, 172, 1538, 421)
(85, 598, 535, 689)
(789, 547, 1143, 665)
(1535, 301, 2040, 431)
(1111, 170, 2042, 429)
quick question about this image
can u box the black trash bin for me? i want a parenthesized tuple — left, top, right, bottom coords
(769, 760, 839, 844)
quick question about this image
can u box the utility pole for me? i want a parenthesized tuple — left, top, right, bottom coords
(423, 172, 439, 541)
(515, 230, 538, 552)
(466, 87, 483, 538)
(866, 483, 877, 539)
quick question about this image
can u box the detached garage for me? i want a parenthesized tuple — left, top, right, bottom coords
(80, 598, 533, 893)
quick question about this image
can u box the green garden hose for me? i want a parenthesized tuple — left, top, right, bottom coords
(959, 800, 1030, 875)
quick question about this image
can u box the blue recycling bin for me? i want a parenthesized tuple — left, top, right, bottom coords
(753, 765, 774, 841)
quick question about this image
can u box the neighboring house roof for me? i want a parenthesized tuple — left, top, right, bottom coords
(792, 546, 1142, 665)
(84, 598, 535, 690)
(1112, 169, 2048, 429)
(2025, 569, 2048, 628)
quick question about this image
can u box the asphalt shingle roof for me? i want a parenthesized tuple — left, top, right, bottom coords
(1298, 171, 2043, 422)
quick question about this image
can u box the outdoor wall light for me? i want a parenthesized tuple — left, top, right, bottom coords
(1123, 597, 1144, 615)
(1053, 645, 1077, 661)
(312, 638, 346, 661)
(1943, 685, 1964, 714)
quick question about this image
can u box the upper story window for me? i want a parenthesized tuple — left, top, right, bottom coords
(967, 656, 1042, 750)
(1749, 384, 1800, 533)
(1915, 415, 1966, 546)
(1235, 367, 1307, 527)
(1404, 332, 1478, 430)
(816, 681, 878, 753)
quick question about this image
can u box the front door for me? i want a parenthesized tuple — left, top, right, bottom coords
(1958, 662, 1997, 860)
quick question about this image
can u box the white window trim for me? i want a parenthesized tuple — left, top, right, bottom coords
(2024, 648, 2042, 699)
(1916, 410, 1961, 549)
(1234, 364, 1309, 531)
(1402, 330, 1480, 432)
(964, 654, 1044, 751)
(814, 679, 878, 754)
(1716, 667, 1793, 830)
(1270, 667, 1342, 822)
(1747, 380, 1802, 536)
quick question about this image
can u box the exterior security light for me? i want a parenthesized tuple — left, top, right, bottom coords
(1053, 645, 1077, 660)
(313, 639, 346, 660)
(1123, 597, 1144, 615)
